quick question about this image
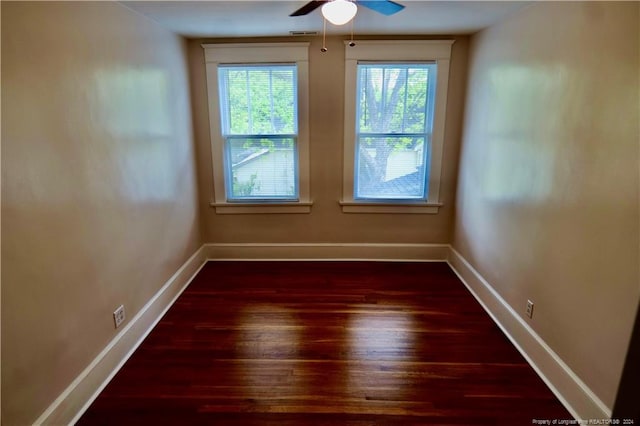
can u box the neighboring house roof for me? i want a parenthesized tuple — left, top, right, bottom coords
(232, 148, 269, 168)
(366, 171, 424, 197)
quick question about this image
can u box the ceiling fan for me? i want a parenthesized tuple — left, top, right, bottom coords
(292, 0, 405, 52)
(290, 0, 405, 19)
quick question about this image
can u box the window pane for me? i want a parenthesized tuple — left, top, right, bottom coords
(355, 63, 435, 200)
(355, 136, 427, 199)
(227, 138, 297, 200)
(219, 65, 296, 135)
(357, 64, 432, 134)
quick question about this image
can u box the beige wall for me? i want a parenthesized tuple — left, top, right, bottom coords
(1, 2, 200, 424)
(454, 1, 639, 409)
(189, 35, 468, 244)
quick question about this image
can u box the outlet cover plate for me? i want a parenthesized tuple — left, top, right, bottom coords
(526, 300, 534, 319)
(113, 305, 125, 328)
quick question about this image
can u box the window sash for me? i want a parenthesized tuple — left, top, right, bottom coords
(356, 63, 435, 135)
(218, 64, 298, 136)
(354, 134, 430, 200)
(224, 135, 299, 202)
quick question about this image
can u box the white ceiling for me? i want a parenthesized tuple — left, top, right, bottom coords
(121, 1, 530, 38)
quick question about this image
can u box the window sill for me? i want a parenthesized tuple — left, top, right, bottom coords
(210, 201, 313, 214)
(339, 200, 442, 214)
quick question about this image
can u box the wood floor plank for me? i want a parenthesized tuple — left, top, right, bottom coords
(78, 261, 572, 425)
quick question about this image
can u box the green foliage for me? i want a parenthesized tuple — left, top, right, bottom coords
(223, 66, 296, 135)
(232, 173, 259, 197)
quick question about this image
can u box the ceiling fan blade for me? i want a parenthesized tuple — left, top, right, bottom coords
(290, 1, 328, 16)
(356, 0, 405, 16)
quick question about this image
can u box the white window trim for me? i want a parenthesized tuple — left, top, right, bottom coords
(202, 42, 312, 214)
(341, 40, 454, 214)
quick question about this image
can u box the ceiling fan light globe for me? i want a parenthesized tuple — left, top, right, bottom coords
(322, 0, 357, 25)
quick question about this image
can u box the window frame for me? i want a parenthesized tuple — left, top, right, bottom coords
(340, 40, 454, 214)
(202, 43, 311, 214)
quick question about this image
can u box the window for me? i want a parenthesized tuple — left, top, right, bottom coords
(203, 43, 311, 214)
(355, 63, 435, 200)
(341, 41, 454, 213)
(219, 65, 298, 200)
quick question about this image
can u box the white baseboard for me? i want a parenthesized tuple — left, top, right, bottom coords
(446, 247, 611, 421)
(204, 242, 450, 261)
(34, 245, 208, 426)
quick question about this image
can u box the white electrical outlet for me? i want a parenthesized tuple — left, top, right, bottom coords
(526, 300, 534, 319)
(113, 305, 125, 328)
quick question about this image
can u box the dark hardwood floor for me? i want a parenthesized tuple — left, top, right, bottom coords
(78, 261, 572, 425)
